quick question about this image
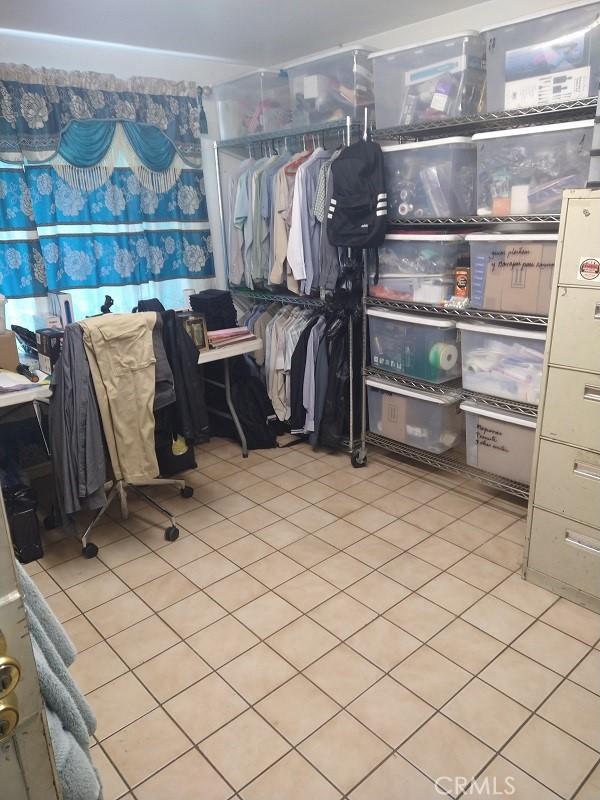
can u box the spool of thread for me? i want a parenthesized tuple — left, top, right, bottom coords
(398, 202, 413, 216)
(510, 183, 530, 215)
(429, 343, 458, 372)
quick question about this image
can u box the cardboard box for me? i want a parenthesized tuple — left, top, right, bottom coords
(0, 330, 19, 371)
(380, 392, 408, 442)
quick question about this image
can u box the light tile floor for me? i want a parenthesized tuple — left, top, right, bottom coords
(30, 439, 600, 799)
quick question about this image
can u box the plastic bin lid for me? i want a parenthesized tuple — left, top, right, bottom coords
(369, 31, 480, 59)
(367, 377, 461, 405)
(213, 68, 286, 89)
(367, 308, 457, 328)
(460, 399, 537, 429)
(284, 45, 375, 69)
(456, 321, 546, 340)
(466, 233, 559, 241)
(386, 233, 465, 242)
(382, 137, 473, 152)
(480, 0, 600, 33)
(473, 119, 594, 140)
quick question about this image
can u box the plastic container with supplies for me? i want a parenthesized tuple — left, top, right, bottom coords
(467, 233, 558, 314)
(370, 32, 486, 128)
(368, 308, 461, 383)
(214, 70, 291, 140)
(367, 377, 463, 453)
(461, 400, 536, 484)
(457, 321, 546, 404)
(484, 3, 600, 112)
(382, 137, 477, 219)
(287, 47, 374, 127)
(474, 120, 594, 216)
(370, 233, 468, 305)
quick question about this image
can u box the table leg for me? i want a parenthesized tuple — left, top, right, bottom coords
(223, 358, 248, 458)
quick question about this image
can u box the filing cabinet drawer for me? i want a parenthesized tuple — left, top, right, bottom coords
(535, 440, 600, 528)
(559, 197, 600, 288)
(528, 508, 600, 600)
(550, 286, 600, 373)
(542, 367, 600, 452)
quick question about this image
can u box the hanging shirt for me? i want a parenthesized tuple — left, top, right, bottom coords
(227, 158, 252, 286)
(287, 149, 324, 284)
(303, 315, 327, 433)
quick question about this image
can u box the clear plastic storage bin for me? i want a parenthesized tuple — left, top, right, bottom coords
(371, 32, 486, 128)
(382, 137, 477, 219)
(214, 70, 291, 140)
(370, 233, 467, 305)
(461, 400, 536, 484)
(368, 308, 461, 383)
(457, 321, 546, 403)
(287, 47, 374, 127)
(467, 233, 558, 314)
(474, 120, 593, 216)
(368, 378, 463, 453)
(484, 3, 600, 112)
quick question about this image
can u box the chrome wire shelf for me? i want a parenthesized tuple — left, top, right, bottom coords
(461, 389, 539, 418)
(365, 296, 548, 326)
(388, 214, 560, 227)
(364, 367, 462, 399)
(365, 432, 530, 499)
(230, 287, 324, 307)
(217, 119, 364, 149)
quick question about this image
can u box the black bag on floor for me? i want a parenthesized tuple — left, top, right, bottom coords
(230, 377, 278, 450)
(4, 487, 43, 564)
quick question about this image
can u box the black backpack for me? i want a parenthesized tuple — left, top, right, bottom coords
(327, 140, 387, 248)
(231, 376, 278, 450)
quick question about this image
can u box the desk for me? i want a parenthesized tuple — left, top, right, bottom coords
(0, 373, 51, 449)
(198, 339, 262, 457)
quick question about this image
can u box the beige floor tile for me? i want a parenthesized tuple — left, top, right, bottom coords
(479, 648, 562, 710)
(477, 756, 562, 800)
(135, 750, 232, 800)
(320, 470, 364, 491)
(350, 481, 391, 504)
(282, 534, 337, 567)
(133, 524, 190, 552)
(474, 536, 523, 571)
(241, 750, 341, 800)
(158, 591, 226, 638)
(400, 714, 493, 798)
(299, 711, 391, 794)
(513, 621, 590, 675)
(85, 521, 130, 548)
(89, 672, 157, 740)
(346, 571, 410, 613)
(429, 619, 505, 674)
(249, 459, 290, 480)
(541, 598, 600, 646)
(135, 570, 197, 612)
(499, 518, 528, 545)
(197, 519, 248, 549)
(103, 707, 190, 788)
(184, 480, 230, 503)
(399, 479, 446, 503)
(219, 533, 275, 567)
(207, 492, 256, 518)
(345, 535, 402, 568)
(436, 518, 495, 551)
(312, 552, 372, 589)
(305, 644, 383, 705)
(316, 519, 369, 549)
(69, 641, 127, 694)
(245, 551, 304, 588)
(165, 672, 248, 742)
(448, 553, 511, 592)
(40, 537, 83, 568)
(219, 642, 296, 703)
(309, 593, 377, 639)
(263, 492, 311, 518)
(403, 506, 455, 534)
(317, 492, 365, 518)
(176, 506, 224, 533)
(428, 491, 481, 519)
(48, 556, 107, 590)
(371, 470, 415, 491)
(114, 553, 172, 589)
(179, 551, 238, 588)
(503, 716, 598, 800)
(462, 504, 517, 534)
(211, 442, 248, 460)
(256, 674, 340, 744)
(270, 470, 313, 490)
(275, 570, 338, 612)
(570, 649, 600, 696)
(220, 470, 263, 492)
(108, 615, 179, 668)
(386, 595, 454, 642)
(253, 518, 307, 549)
(267, 615, 338, 669)
(233, 591, 301, 638)
(200, 709, 290, 790)
(576, 763, 600, 800)
(409, 536, 468, 570)
(134, 641, 210, 702)
(90, 745, 128, 800)
(296, 459, 338, 479)
(539, 680, 600, 750)
(418, 573, 484, 615)
(372, 491, 421, 518)
(240, 480, 282, 504)
(205, 570, 267, 611)
(349, 753, 441, 800)
(348, 617, 421, 670)
(344, 506, 396, 533)
(391, 646, 471, 708)
(376, 519, 431, 549)
(86, 592, 153, 638)
(187, 615, 259, 668)
(158, 535, 211, 568)
(63, 615, 102, 651)
(292, 480, 337, 503)
(286, 505, 336, 533)
(99, 536, 152, 569)
(462, 595, 534, 645)
(46, 591, 80, 623)
(231, 506, 281, 533)
(491, 573, 557, 618)
(379, 553, 441, 589)
(274, 449, 315, 469)
(200, 461, 240, 480)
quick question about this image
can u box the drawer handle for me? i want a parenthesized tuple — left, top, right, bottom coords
(584, 385, 600, 402)
(596, 303, 600, 320)
(566, 530, 600, 555)
(574, 460, 600, 481)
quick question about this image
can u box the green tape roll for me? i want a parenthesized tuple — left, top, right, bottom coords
(429, 343, 458, 372)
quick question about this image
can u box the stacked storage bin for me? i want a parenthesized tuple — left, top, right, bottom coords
(213, 70, 291, 140)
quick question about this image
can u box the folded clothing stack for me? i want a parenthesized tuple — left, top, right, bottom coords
(207, 326, 256, 349)
(189, 290, 237, 331)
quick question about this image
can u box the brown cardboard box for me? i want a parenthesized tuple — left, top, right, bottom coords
(483, 242, 555, 314)
(0, 330, 19, 371)
(380, 391, 408, 443)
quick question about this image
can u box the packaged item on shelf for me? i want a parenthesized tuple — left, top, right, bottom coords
(370, 233, 467, 305)
(467, 233, 558, 314)
(367, 377, 463, 453)
(368, 308, 461, 383)
(287, 48, 374, 127)
(474, 120, 594, 215)
(484, 2, 600, 112)
(214, 70, 291, 140)
(370, 32, 486, 128)
(382, 137, 477, 219)
(461, 400, 536, 484)
(457, 321, 546, 403)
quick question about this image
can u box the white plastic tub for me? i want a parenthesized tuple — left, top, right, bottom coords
(368, 377, 463, 453)
(457, 321, 546, 404)
(382, 137, 477, 219)
(484, 2, 600, 112)
(371, 32, 486, 128)
(467, 233, 558, 314)
(370, 233, 467, 305)
(287, 47, 374, 127)
(461, 400, 536, 484)
(214, 70, 291, 140)
(474, 120, 594, 215)
(368, 308, 461, 383)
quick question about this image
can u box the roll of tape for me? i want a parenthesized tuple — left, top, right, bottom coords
(398, 202, 413, 216)
(429, 343, 458, 371)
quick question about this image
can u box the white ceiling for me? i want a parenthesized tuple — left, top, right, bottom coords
(0, 0, 487, 66)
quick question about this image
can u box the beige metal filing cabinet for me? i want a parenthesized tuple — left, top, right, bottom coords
(524, 189, 600, 612)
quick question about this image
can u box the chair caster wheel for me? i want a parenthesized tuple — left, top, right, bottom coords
(165, 526, 179, 542)
(82, 543, 99, 559)
(351, 449, 367, 468)
(180, 486, 194, 498)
